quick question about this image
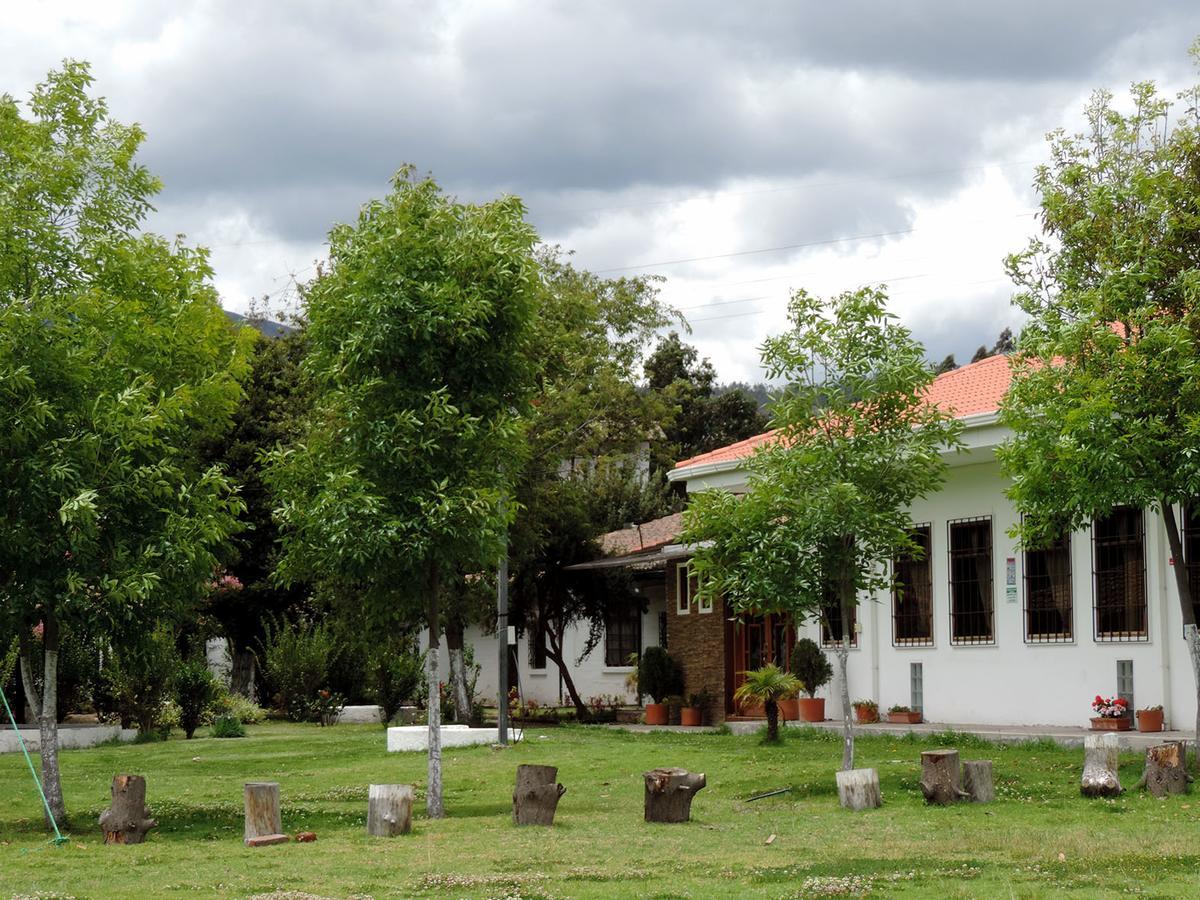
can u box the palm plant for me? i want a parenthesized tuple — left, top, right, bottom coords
(733, 664, 800, 742)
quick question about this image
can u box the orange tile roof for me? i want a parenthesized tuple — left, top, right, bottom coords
(672, 354, 1014, 473)
(599, 512, 684, 555)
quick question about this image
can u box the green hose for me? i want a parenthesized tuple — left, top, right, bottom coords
(0, 684, 69, 846)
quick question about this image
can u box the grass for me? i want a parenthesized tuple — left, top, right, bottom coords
(0, 722, 1198, 898)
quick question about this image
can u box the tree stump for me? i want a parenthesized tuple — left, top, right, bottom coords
(244, 782, 284, 844)
(961, 760, 994, 803)
(99, 774, 158, 845)
(1081, 732, 1123, 798)
(835, 768, 882, 811)
(1135, 741, 1190, 798)
(920, 749, 968, 805)
(513, 765, 566, 826)
(367, 784, 414, 836)
(643, 768, 706, 823)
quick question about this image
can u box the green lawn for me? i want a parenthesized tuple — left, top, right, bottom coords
(0, 723, 1197, 898)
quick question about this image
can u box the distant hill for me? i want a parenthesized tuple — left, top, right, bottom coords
(224, 309, 296, 339)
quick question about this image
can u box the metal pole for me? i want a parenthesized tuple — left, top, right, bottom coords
(497, 547, 510, 745)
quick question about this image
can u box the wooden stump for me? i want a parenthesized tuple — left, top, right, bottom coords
(643, 768, 706, 823)
(1136, 741, 1190, 798)
(244, 782, 284, 844)
(1081, 733, 1123, 798)
(962, 760, 994, 803)
(367, 784, 414, 836)
(513, 765, 566, 826)
(835, 768, 882, 811)
(99, 774, 158, 845)
(920, 749, 968, 805)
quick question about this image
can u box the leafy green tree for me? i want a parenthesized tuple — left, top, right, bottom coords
(970, 344, 990, 363)
(999, 63, 1200, 747)
(682, 287, 961, 770)
(0, 63, 250, 825)
(934, 354, 958, 374)
(266, 167, 540, 817)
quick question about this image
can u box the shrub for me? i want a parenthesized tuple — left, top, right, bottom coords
(369, 644, 424, 725)
(259, 618, 338, 722)
(102, 626, 179, 734)
(789, 638, 833, 698)
(638, 647, 682, 704)
(174, 660, 218, 739)
(204, 689, 267, 725)
(211, 714, 246, 738)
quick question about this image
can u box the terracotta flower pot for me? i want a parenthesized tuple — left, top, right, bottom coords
(797, 697, 826, 722)
(853, 706, 879, 724)
(1090, 716, 1131, 731)
(680, 707, 703, 727)
(1136, 709, 1164, 733)
(888, 710, 923, 724)
(777, 699, 800, 722)
(644, 703, 668, 726)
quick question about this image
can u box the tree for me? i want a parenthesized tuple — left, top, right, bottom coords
(733, 664, 799, 743)
(970, 344, 990, 363)
(682, 287, 961, 770)
(998, 62, 1200, 749)
(991, 327, 1015, 356)
(266, 167, 540, 818)
(934, 354, 958, 375)
(0, 63, 251, 825)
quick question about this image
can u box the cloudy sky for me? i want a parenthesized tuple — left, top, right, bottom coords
(5, 2, 1200, 382)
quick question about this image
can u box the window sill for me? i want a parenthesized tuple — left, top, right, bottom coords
(601, 667, 635, 675)
(528, 669, 549, 677)
(892, 642, 935, 649)
(949, 641, 997, 647)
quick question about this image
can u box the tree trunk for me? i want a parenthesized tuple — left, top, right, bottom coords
(765, 699, 779, 742)
(512, 764, 566, 826)
(544, 621, 590, 722)
(643, 768, 706, 823)
(835, 768, 882, 811)
(1081, 732, 1123, 798)
(445, 619, 471, 725)
(230, 647, 258, 702)
(99, 775, 157, 844)
(1135, 741, 1190, 797)
(426, 563, 444, 819)
(38, 612, 66, 828)
(17, 632, 40, 722)
(367, 783, 414, 836)
(1161, 503, 1200, 759)
(962, 760, 994, 803)
(243, 781, 282, 843)
(837, 578, 855, 771)
(920, 749, 968, 805)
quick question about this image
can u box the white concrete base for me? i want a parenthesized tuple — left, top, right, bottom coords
(0, 725, 136, 754)
(337, 705, 384, 725)
(386, 724, 499, 752)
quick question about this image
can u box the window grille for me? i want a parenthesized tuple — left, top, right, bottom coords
(1184, 504, 1200, 626)
(1092, 507, 1147, 641)
(604, 603, 642, 667)
(948, 517, 994, 644)
(893, 524, 934, 646)
(658, 611, 668, 650)
(910, 662, 923, 713)
(1024, 531, 1072, 642)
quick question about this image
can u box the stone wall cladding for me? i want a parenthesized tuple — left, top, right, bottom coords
(666, 559, 728, 724)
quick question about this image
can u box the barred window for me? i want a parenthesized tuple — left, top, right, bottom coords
(821, 593, 858, 648)
(529, 618, 547, 669)
(604, 603, 641, 667)
(1184, 504, 1200, 626)
(1093, 506, 1147, 641)
(893, 524, 933, 646)
(948, 517, 994, 644)
(1024, 532, 1072, 642)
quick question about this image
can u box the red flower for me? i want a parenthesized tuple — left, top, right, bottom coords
(1115, 698, 1127, 706)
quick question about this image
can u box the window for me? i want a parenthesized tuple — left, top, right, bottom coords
(910, 662, 923, 713)
(821, 590, 858, 648)
(948, 517, 994, 644)
(528, 618, 547, 669)
(604, 603, 641, 667)
(1024, 531, 1072, 642)
(1093, 506, 1147, 641)
(893, 524, 934, 646)
(658, 611, 668, 649)
(1184, 504, 1200, 626)
(1116, 659, 1134, 715)
(675, 562, 691, 615)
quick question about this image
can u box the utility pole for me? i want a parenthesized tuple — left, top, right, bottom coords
(497, 545, 510, 745)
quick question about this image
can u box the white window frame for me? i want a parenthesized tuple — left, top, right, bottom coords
(675, 562, 690, 615)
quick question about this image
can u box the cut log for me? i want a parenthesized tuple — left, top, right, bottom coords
(643, 768, 706, 823)
(961, 760, 994, 803)
(920, 749, 968, 805)
(244, 782, 283, 844)
(1081, 733, 1123, 798)
(99, 774, 158, 845)
(513, 765, 566, 826)
(367, 784, 414, 836)
(835, 768, 882, 811)
(1135, 741, 1189, 798)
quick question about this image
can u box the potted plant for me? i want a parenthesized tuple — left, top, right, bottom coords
(1136, 704, 1164, 733)
(852, 699, 879, 724)
(664, 694, 685, 726)
(681, 690, 710, 727)
(887, 704, 922, 724)
(1090, 695, 1131, 731)
(789, 638, 833, 722)
(777, 684, 801, 723)
(733, 664, 800, 742)
(638, 647, 682, 726)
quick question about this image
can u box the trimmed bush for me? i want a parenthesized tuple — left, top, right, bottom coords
(790, 638, 833, 698)
(175, 660, 218, 740)
(638, 647, 683, 704)
(211, 714, 246, 738)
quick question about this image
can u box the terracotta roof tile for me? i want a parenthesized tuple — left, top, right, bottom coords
(671, 354, 1013, 474)
(599, 512, 684, 555)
